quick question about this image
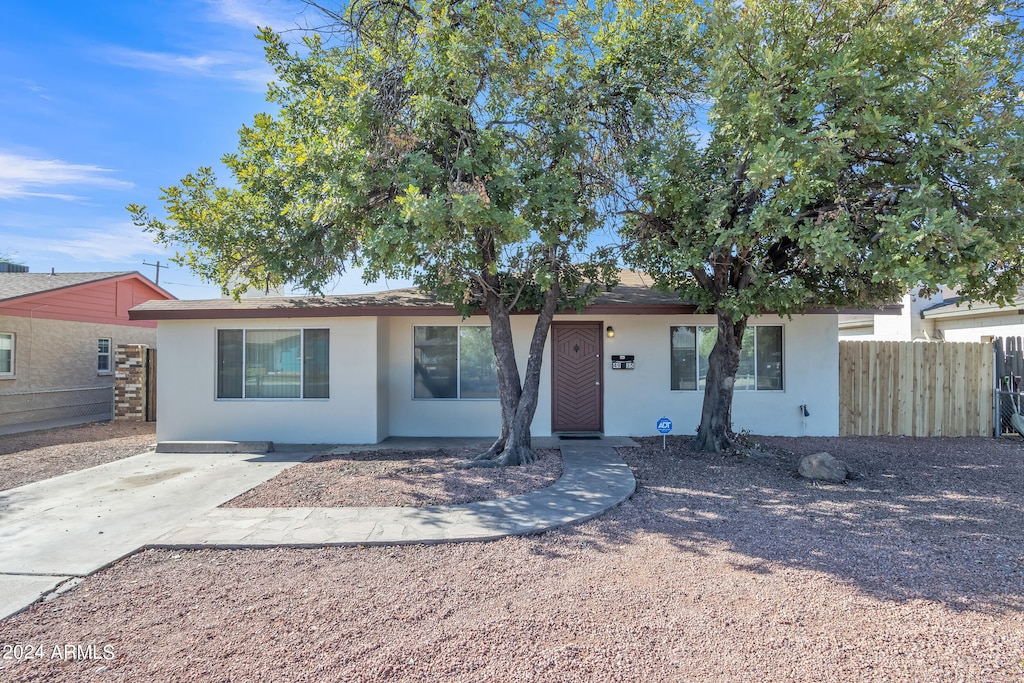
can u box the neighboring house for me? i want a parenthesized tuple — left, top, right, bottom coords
(0, 270, 175, 431)
(839, 287, 1023, 343)
(131, 272, 850, 444)
(920, 290, 1024, 343)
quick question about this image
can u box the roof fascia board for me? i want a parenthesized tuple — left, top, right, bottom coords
(131, 302, 897, 321)
(922, 302, 1023, 320)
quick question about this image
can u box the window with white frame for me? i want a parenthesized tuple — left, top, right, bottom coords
(216, 329, 329, 399)
(97, 338, 112, 374)
(413, 326, 498, 399)
(0, 333, 13, 376)
(670, 325, 783, 391)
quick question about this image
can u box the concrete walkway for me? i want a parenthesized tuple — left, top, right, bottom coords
(0, 438, 636, 621)
(157, 440, 636, 547)
(0, 448, 311, 621)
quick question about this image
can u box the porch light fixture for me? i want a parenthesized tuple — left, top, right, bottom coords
(606, 326, 615, 338)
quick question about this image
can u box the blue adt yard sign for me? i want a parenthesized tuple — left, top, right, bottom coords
(657, 417, 672, 449)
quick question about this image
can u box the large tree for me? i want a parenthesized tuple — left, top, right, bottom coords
(602, 0, 1024, 451)
(129, 1, 616, 466)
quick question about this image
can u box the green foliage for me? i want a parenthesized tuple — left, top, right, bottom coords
(605, 0, 1024, 319)
(129, 1, 618, 306)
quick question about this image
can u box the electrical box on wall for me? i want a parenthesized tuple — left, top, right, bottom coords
(611, 354, 635, 370)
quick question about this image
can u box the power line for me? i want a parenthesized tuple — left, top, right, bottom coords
(142, 260, 168, 285)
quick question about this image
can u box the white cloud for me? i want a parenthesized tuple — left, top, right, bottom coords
(98, 46, 275, 89)
(0, 152, 134, 201)
(204, 0, 305, 30)
(102, 47, 233, 74)
(3, 223, 166, 264)
(228, 64, 277, 88)
(19, 80, 51, 101)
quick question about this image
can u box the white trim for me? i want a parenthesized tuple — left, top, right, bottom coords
(97, 337, 112, 375)
(0, 332, 13, 378)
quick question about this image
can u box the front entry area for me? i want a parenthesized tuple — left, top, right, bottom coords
(551, 322, 603, 433)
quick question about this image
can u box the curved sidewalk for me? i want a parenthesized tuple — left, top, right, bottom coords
(155, 441, 637, 548)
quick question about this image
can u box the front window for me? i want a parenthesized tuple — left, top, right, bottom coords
(216, 329, 329, 399)
(0, 333, 13, 376)
(671, 325, 783, 391)
(414, 326, 498, 399)
(97, 338, 112, 374)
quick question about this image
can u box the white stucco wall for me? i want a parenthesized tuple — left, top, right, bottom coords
(157, 311, 840, 443)
(592, 313, 837, 438)
(384, 312, 839, 439)
(839, 290, 945, 341)
(385, 314, 505, 437)
(934, 314, 1024, 342)
(376, 317, 391, 442)
(155, 317, 381, 444)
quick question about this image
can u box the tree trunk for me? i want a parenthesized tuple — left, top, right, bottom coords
(460, 281, 561, 468)
(691, 309, 748, 452)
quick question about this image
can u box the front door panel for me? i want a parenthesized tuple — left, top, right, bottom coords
(551, 322, 603, 432)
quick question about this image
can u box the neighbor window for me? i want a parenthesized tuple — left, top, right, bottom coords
(97, 338, 112, 374)
(670, 325, 783, 391)
(0, 333, 13, 376)
(216, 329, 329, 399)
(413, 326, 498, 399)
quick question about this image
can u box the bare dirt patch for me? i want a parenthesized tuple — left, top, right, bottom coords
(0, 435, 1022, 682)
(0, 421, 156, 491)
(225, 446, 563, 507)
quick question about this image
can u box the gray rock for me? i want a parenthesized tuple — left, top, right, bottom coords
(798, 452, 850, 483)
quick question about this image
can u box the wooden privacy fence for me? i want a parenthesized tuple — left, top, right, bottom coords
(839, 341, 993, 437)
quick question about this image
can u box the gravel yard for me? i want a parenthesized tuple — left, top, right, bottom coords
(0, 422, 156, 491)
(0, 434, 1022, 682)
(226, 446, 562, 508)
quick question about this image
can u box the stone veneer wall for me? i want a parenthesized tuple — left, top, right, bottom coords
(114, 344, 149, 420)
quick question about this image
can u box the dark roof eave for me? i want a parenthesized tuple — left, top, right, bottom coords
(130, 301, 895, 321)
(129, 304, 461, 320)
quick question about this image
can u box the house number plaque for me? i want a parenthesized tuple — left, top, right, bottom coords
(611, 354, 635, 370)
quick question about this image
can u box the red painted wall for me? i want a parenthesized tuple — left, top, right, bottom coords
(0, 275, 172, 328)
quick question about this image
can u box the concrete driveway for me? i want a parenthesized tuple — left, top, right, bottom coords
(0, 447, 310, 620)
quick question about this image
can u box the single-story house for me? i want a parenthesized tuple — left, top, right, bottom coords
(130, 271, 846, 444)
(839, 286, 1023, 343)
(0, 269, 175, 430)
(920, 290, 1024, 343)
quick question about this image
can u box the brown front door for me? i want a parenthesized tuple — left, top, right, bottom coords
(551, 322, 603, 433)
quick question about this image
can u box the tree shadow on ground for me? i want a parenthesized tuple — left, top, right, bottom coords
(228, 446, 562, 508)
(320, 446, 563, 506)
(541, 436, 1023, 615)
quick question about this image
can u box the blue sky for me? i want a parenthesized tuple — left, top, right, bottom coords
(0, 0, 393, 299)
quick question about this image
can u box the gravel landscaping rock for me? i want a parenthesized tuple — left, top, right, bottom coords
(0, 434, 1021, 682)
(225, 447, 562, 507)
(0, 422, 156, 492)
(797, 451, 851, 483)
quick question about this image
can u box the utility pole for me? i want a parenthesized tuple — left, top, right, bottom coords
(142, 260, 166, 285)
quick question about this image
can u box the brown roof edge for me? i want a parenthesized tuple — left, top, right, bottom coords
(130, 304, 463, 321)
(804, 304, 903, 315)
(130, 301, 892, 321)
